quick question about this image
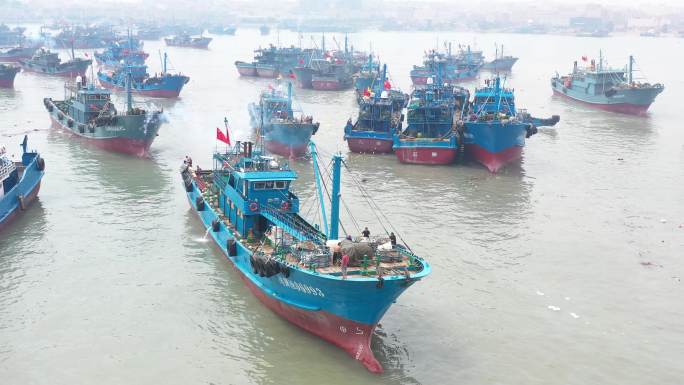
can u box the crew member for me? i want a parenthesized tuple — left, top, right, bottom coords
(362, 227, 370, 238)
(389, 232, 397, 247)
(341, 254, 350, 280)
(332, 242, 342, 265)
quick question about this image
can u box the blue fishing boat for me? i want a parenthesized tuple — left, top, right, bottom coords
(410, 44, 480, 86)
(181, 138, 429, 373)
(0, 136, 45, 232)
(248, 83, 319, 158)
(94, 39, 148, 69)
(353, 55, 379, 96)
(393, 77, 469, 165)
(98, 53, 189, 98)
(345, 64, 406, 154)
(481, 44, 518, 71)
(551, 53, 663, 115)
(463, 76, 547, 172)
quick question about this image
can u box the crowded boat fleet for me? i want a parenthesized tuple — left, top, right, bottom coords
(0, 22, 666, 374)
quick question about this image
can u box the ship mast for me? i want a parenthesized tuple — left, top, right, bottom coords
(126, 67, 133, 113)
(628, 55, 633, 84)
(309, 141, 329, 237)
(329, 153, 342, 240)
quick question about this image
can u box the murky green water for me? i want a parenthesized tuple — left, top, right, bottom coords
(1, 29, 683, 385)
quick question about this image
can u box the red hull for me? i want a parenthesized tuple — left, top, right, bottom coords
(264, 141, 308, 158)
(50, 117, 153, 157)
(552, 90, 651, 116)
(22, 67, 87, 78)
(346, 138, 394, 154)
(466, 144, 522, 173)
(312, 80, 343, 91)
(237, 67, 257, 76)
(256, 68, 278, 78)
(0, 78, 16, 88)
(239, 272, 382, 372)
(0, 181, 41, 233)
(0, 56, 30, 63)
(411, 76, 428, 85)
(395, 146, 457, 165)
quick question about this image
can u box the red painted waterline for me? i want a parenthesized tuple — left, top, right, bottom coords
(188, 196, 383, 373)
(264, 141, 308, 158)
(346, 138, 394, 154)
(0, 180, 41, 233)
(0, 78, 16, 88)
(256, 68, 278, 78)
(50, 117, 153, 157)
(411, 76, 428, 85)
(395, 146, 457, 165)
(552, 89, 651, 116)
(238, 270, 383, 373)
(22, 67, 88, 78)
(100, 81, 181, 98)
(0, 55, 31, 63)
(466, 144, 522, 173)
(312, 80, 343, 91)
(236, 67, 257, 76)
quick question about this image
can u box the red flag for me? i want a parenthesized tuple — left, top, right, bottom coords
(581, 55, 588, 62)
(288, 72, 296, 79)
(216, 127, 230, 145)
(384, 80, 391, 90)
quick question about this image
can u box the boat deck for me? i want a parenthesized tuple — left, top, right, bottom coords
(190, 167, 419, 278)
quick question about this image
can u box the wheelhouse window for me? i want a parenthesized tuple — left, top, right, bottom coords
(252, 180, 287, 190)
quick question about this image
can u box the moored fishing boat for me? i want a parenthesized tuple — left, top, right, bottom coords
(180, 138, 429, 373)
(0, 136, 45, 232)
(164, 34, 212, 48)
(551, 53, 663, 115)
(0, 46, 39, 63)
(0, 64, 20, 88)
(393, 77, 469, 165)
(94, 39, 148, 69)
(43, 76, 163, 157)
(248, 82, 319, 158)
(346, 65, 405, 154)
(98, 53, 189, 98)
(481, 44, 518, 71)
(20, 48, 91, 78)
(463, 76, 542, 172)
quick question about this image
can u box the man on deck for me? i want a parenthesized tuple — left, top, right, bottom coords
(362, 227, 370, 238)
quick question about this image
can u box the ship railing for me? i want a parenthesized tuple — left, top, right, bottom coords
(260, 204, 326, 245)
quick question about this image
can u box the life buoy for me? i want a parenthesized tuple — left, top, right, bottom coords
(211, 218, 220, 232)
(17, 195, 26, 210)
(280, 263, 290, 278)
(47, 104, 53, 112)
(280, 201, 290, 210)
(249, 202, 259, 212)
(67, 119, 74, 128)
(36, 157, 45, 171)
(184, 179, 193, 192)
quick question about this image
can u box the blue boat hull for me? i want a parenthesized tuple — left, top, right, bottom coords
(98, 72, 189, 98)
(183, 176, 424, 372)
(463, 121, 530, 172)
(0, 152, 44, 231)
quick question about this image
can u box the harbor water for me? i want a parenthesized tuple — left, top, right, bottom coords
(1, 29, 683, 384)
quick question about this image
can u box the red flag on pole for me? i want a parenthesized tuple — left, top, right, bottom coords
(581, 55, 588, 62)
(216, 127, 230, 145)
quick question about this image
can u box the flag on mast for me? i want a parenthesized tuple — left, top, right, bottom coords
(216, 127, 230, 145)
